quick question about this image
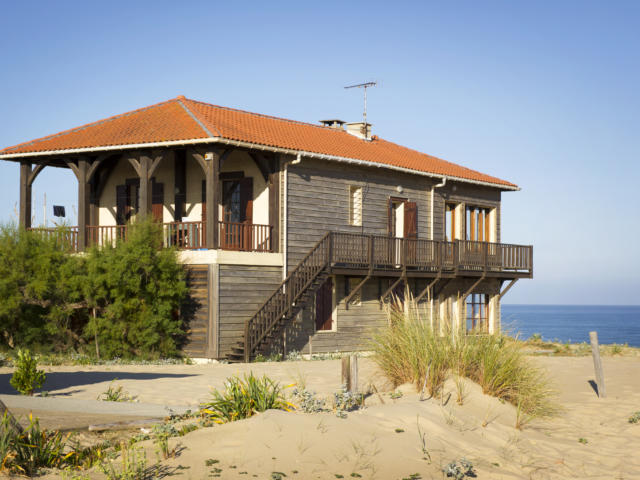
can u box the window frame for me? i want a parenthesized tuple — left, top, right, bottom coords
(348, 185, 363, 227)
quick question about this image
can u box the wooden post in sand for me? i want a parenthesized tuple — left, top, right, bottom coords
(341, 355, 358, 393)
(341, 356, 351, 391)
(589, 331, 606, 398)
(0, 399, 23, 433)
(350, 355, 359, 394)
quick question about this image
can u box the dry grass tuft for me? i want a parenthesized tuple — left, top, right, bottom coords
(371, 296, 559, 428)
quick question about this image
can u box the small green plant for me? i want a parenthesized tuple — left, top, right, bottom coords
(443, 458, 476, 479)
(389, 390, 403, 399)
(578, 437, 588, 444)
(333, 385, 362, 418)
(99, 442, 148, 480)
(205, 458, 220, 466)
(200, 372, 294, 423)
(152, 423, 179, 460)
(628, 411, 640, 424)
(253, 353, 282, 362)
(12, 414, 70, 476)
(271, 472, 287, 479)
(97, 380, 136, 402)
(0, 413, 14, 471)
(10, 349, 46, 395)
(291, 387, 326, 413)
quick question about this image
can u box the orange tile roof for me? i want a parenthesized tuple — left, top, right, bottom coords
(0, 96, 517, 189)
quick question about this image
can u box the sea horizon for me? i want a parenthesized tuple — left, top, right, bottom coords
(501, 304, 640, 347)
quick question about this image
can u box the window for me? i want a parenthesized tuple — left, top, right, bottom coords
(465, 206, 492, 242)
(445, 203, 458, 241)
(347, 277, 362, 306)
(349, 186, 362, 226)
(466, 294, 489, 333)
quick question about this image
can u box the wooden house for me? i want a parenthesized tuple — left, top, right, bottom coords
(0, 96, 532, 361)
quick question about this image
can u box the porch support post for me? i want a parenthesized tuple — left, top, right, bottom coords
(128, 152, 163, 220)
(268, 156, 280, 253)
(138, 156, 151, 219)
(77, 158, 90, 250)
(190, 149, 220, 249)
(19, 161, 32, 229)
(208, 151, 220, 249)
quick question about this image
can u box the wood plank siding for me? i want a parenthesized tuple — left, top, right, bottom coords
(286, 159, 434, 273)
(218, 265, 283, 357)
(433, 183, 501, 243)
(182, 265, 210, 358)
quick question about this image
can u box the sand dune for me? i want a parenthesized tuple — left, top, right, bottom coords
(4, 355, 639, 479)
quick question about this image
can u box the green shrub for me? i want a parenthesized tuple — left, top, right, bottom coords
(83, 220, 188, 359)
(200, 373, 293, 423)
(371, 299, 558, 428)
(629, 411, 640, 424)
(10, 348, 46, 395)
(0, 224, 85, 350)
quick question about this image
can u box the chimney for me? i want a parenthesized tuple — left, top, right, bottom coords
(345, 122, 373, 140)
(319, 119, 346, 129)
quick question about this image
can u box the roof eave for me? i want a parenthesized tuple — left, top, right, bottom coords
(0, 137, 520, 191)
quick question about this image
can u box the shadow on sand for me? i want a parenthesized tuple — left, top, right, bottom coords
(0, 371, 198, 395)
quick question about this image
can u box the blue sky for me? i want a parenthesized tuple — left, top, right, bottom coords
(0, 1, 638, 305)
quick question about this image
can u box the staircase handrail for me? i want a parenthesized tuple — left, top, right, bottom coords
(243, 231, 332, 361)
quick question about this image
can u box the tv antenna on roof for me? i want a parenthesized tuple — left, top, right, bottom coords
(344, 81, 377, 125)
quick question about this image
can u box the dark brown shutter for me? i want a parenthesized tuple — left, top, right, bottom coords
(116, 185, 127, 225)
(404, 201, 418, 239)
(315, 277, 333, 331)
(387, 198, 393, 235)
(240, 177, 253, 223)
(152, 181, 164, 222)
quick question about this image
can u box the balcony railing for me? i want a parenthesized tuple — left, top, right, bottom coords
(329, 232, 532, 275)
(25, 227, 532, 276)
(28, 221, 273, 253)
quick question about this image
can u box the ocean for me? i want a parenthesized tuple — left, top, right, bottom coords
(501, 304, 640, 347)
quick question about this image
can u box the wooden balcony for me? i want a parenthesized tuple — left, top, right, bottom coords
(28, 221, 274, 253)
(329, 232, 532, 278)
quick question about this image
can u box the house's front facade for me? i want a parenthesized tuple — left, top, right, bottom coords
(0, 96, 532, 361)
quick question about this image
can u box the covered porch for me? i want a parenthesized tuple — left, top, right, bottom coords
(18, 146, 281, 253)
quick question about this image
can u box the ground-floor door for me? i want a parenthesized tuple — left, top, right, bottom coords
(315, 277, 333, 331)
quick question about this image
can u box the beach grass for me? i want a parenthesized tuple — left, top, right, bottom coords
(371, 298, 559, 428)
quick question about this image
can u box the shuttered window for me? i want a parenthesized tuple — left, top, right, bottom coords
(349, 185, 362, 226)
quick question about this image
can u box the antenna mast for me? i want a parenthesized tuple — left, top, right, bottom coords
(344, 81, 377, 124)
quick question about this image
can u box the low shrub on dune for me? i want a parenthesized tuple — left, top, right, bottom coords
(200, 373, 294, 423)
(371, 298, 558, 428)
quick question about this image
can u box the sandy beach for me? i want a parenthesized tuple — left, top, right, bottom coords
(1, 355, 639, 479)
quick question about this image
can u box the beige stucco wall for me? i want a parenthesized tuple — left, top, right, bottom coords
(97, 151, 269, 226)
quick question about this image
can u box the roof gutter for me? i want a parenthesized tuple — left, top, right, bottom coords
(0, 137, 520, 191)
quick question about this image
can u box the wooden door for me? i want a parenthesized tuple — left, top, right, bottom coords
(315, 277, 333, 331)
(221, 178, 253, 250)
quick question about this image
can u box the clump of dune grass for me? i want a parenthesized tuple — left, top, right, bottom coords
(371, 295, 558, 428)
(200, 372, 294, 423)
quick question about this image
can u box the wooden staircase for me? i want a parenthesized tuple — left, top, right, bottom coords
(227, 232, 332, 362)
